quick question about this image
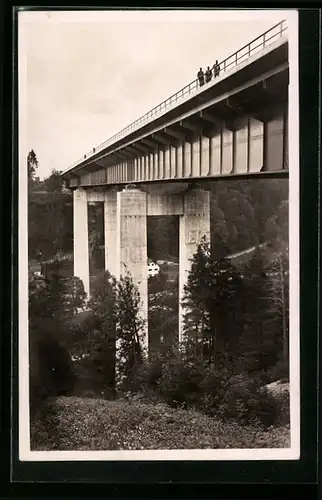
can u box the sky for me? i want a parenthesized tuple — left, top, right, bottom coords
(20, 9, 293, 179)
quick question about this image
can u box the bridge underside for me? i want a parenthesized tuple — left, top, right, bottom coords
(74, 185, 213, 349)
(66, 63, 288, 190)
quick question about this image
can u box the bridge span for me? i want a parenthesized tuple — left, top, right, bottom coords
(61, 20, 289, 348)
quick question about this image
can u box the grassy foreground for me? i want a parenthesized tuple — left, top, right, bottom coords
(31, 396, 290, 451)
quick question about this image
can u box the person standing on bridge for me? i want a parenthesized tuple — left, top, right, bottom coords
(205, 66, 212, 84)
(213, 60, 220, 78)
(197, 67, 205, 87)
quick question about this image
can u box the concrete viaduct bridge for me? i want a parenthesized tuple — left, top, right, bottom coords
(61, 20, 289, 346)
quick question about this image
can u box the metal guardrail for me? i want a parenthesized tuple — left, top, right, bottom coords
(66, 19, 288, 172)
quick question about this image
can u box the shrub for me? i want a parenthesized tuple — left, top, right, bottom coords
(157, 359, 205, 409)
(216, 374, 280, 427)
(30, 335, 75, 418)
(128, 352, 286, 428)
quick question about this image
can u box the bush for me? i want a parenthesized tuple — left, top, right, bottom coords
(157, 357, 205, 409)
(72, 339, 116, 399)
(216, 374, 281, 427)
(127, 352, 287, 428)
(30, 335, 75, 417)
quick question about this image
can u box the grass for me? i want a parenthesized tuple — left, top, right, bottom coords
(31, 396, 290, 451)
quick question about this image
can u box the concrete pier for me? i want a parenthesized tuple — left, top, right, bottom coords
(73, 188, 90, 298)
(116, 187, 148, 349)
(104, 189, 118, 277)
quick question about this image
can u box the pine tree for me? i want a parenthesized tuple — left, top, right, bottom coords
(149, 276, 179, 353)
(27, 149, 39, 183)
(264, 248, 289, 365)
(239, 249, 275, 372)
(181, 238, 244, 366)
(88, 270, 117, 341)
(43, 169, 64, 192)
(114, 270, 147, 389)
(181, 238, 213, 363)
(29, 273, 76, 413)
(207, 257, 244, 367)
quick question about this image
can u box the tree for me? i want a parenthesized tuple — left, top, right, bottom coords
(43, 169, 64, 192)
(207, 257, 244, 367)
(264, 248, 289, 365)
(63, 276, 87, 317)
(114, 270, 147, 389)
(181, 238, 213, 363)
(148, 274, 179, 353)
(182, 238, 245, 367)
(27, 149, 38, 183)
(147, 216, 179, 261)
(88, 203, 105, 275)
(89, 270, 117, 341)
(28, 191, 73, 260)
(236, 247, 287, 373)
(29, 274, 77, 415)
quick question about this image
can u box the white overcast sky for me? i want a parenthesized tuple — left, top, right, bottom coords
(19, 9, 294, 178)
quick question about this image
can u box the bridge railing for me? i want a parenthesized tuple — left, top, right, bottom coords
(67, 19, 287, 171)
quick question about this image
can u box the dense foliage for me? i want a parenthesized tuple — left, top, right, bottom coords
(28, 151, 73, 261)
(181, 241, 289, 372)
(114, 271, 147, 389)
(29, 274, 86, 415)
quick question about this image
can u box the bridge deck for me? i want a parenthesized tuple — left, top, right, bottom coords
(62, 20, 289, 187)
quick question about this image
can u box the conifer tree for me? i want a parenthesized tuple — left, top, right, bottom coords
(114, 270, 146, 389)
(181, 237, 213, 362)
(89, 270, 117, 341)
(87, 271, 118, 391)
(264, 247, 289, 365)
(239, 249, 273, 371)
(181, 238, 244, 366)
(29, 273, 76, 412)
(27, 149, 39, 183)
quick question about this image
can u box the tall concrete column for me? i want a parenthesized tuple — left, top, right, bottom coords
(73, 187, 90, 298)
(179, 188, 211, 342)
(116, 187, 148, 350)
(104, 189, 117, 277)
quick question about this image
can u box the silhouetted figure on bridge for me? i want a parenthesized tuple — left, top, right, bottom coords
(205, 66, 212, 83)
(197, 67, 205, 87)
(213, 60, 220, 78)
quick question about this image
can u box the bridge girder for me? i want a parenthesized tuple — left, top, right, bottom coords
(163, 127, 186, 141)
(114, 150, 133, 161)
(141, 137, 159, 149)
(151, 132, 170, 146)
(179, 118, 201, 134)
(124, 144, 145, 156)
(131, 142, 152, 154)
